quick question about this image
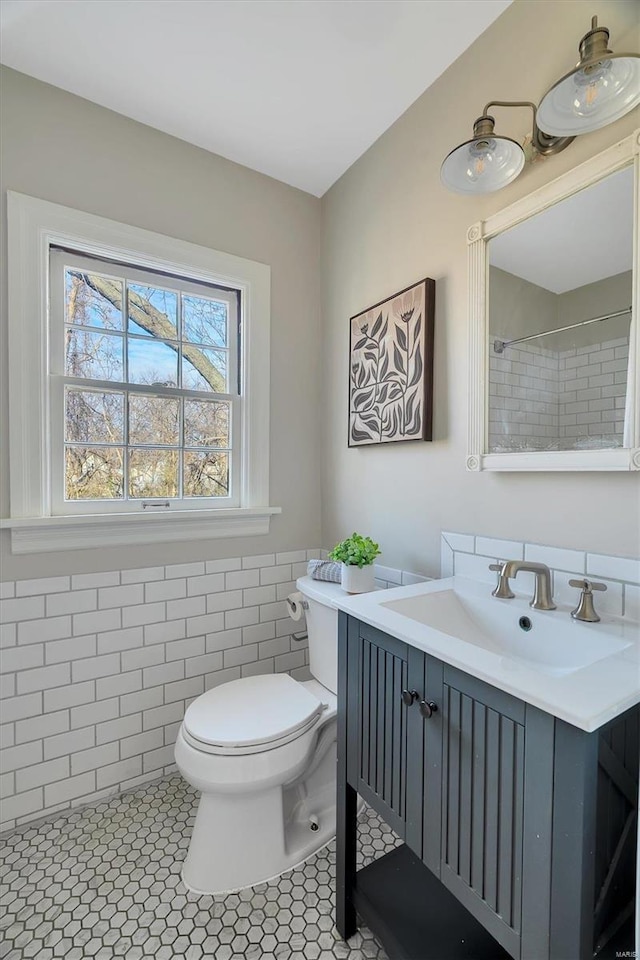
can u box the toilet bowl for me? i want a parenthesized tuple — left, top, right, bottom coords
(175, 575, 345, 895)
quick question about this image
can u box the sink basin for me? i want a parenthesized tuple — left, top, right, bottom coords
(381, 587, 633, 676)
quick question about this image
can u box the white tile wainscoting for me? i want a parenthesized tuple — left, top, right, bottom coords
(441, 532, 640, 620)
(8, 533, 635, 837)
(0, 551, 429, 833)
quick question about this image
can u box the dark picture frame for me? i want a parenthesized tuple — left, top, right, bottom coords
(348, 277, 435, 446)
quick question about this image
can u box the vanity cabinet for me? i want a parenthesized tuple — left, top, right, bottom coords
(337, 615, 639, 960)
(352, 626, 412, 840)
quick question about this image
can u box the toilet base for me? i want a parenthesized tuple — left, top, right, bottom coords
(180, 733, 339, 896)
(181, 819, 336, 897)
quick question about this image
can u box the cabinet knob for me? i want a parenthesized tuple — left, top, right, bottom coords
(419, 700, 438, 719)
(401, 689, 419, 706)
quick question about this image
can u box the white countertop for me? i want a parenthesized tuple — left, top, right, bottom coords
(329, 575, 640, 732)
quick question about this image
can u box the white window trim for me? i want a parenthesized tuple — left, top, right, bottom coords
(2, 192, 280, 553)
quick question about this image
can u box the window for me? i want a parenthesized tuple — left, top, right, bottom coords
(50, 250, 240, 513)
(4, 193, 278, 552)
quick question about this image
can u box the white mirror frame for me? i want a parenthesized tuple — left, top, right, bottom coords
(467, 129, 640, 472)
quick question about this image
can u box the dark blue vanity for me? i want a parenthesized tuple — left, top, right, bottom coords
(336, 614, 639, 960)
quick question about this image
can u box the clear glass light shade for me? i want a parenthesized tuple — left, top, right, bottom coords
(440, 135, 525, 195)
(538, 55, 640, 136)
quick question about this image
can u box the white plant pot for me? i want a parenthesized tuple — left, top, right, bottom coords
(340, 563, 375, 594)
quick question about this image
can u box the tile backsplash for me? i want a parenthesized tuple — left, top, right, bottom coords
(441, 532, 640, 620)
(0, 549, 428, 832)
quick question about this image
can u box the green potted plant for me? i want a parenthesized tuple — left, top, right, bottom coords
(328, 532, 381, 594)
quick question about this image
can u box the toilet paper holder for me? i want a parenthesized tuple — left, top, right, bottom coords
(287, 591, 308, 641)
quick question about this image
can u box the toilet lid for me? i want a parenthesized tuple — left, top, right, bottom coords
(183, 674, 324, 749)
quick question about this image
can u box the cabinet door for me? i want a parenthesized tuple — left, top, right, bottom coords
(350, 621, 418, 839)
(438, 665, 526, 959)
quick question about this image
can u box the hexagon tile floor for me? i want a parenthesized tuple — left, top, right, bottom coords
(0, 773, 400, 959)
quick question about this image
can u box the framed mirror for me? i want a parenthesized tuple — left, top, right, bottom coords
(467, 129, 639, 472)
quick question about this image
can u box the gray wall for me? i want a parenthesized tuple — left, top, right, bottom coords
(489, 266, 558, 342)
(0, 67, 323, 581)
(557, 271, 632, 349)
(489, 267, 632, 347)
(320, 0, 640, 573)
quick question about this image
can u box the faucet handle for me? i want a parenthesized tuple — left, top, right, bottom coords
(490, 561, 515, 600)
(568, 579, 607, 592)
(568, 579, 607, 622)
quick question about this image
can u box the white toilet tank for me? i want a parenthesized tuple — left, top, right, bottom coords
(296, 576, 344, 696)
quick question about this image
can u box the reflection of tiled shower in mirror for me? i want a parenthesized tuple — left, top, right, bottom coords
(487, 166, 633, 454)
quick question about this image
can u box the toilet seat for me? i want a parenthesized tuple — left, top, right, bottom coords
(183, 673, 325, 757)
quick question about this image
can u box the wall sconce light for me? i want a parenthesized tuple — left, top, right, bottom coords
(441, 16, 640, 195)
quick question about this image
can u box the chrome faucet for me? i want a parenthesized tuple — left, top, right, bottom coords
(489, 560, 556, 610)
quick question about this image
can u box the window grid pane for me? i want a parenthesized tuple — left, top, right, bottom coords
(182, 293, 228, 348)
(64, 270, 123, 331)
(126, 283, 178, 338)
(184, 399, 230, 448)
(127, 337, 180, 387)
(65, 445, 125, 500)
(181, 347, 228, 393)
(184, 450, 229, 498)
(65, 327, 125, 382)
(128, 395, 180, 447)
(61, 269, 236, 505)
(65, 388, 125, 445)
(128, 447, 179, 500)
(63, 394, 233, 503)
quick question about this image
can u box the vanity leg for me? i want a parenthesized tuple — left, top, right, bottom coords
(336, 779, 358, 939)
(336, 611, 358, 940)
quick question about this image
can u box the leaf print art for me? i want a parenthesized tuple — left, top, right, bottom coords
(348, 279, 435, 447)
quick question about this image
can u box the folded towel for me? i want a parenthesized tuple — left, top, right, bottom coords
(307, 559, 342, 583)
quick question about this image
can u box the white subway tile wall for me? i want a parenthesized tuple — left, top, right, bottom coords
(557, 338, 628, 447)
(441, 532, 640, 621)
(489, 339, 560, 452)
(0, 551, 311, 832)
(11, 534, 634, 833)
(488, 336, 629, 452)
(0, 549, 428, 832)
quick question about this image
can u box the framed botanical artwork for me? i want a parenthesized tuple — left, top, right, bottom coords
(348, 277, 435, 446)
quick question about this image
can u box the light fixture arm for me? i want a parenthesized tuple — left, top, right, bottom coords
(482, 100, 575, 157)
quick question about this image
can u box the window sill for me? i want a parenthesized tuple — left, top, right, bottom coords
(0, 507, 282, 554)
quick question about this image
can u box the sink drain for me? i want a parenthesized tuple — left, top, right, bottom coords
(519, 616, 532, 632)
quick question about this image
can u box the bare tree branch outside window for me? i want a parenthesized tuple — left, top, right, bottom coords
(62, 266, 234, 503)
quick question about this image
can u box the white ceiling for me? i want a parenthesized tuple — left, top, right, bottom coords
(490, 166, 634, 294)
(0, 0, 511, 196)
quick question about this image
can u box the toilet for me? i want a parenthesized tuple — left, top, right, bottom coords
(174, 575, 344, 895)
